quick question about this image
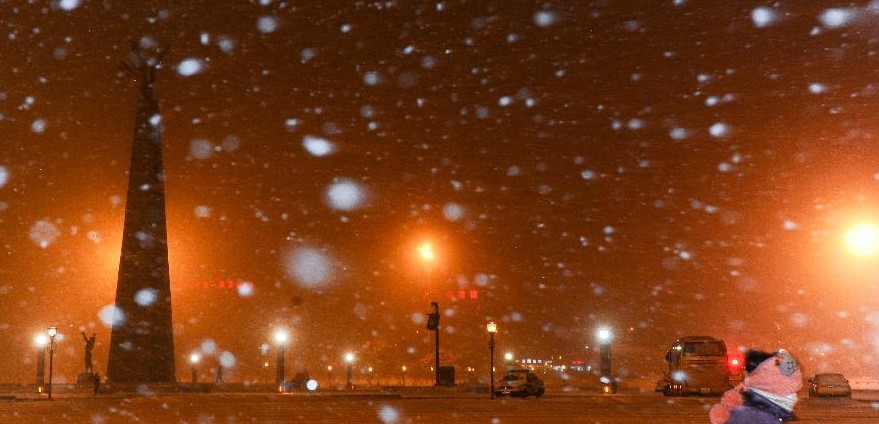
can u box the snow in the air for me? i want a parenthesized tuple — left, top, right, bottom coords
(303, 135, 336, 156)
(58, 0, 81, 11)
(257, 16, 279, 33)
(751, 7, 778, 28)
(177, 58, 204, 76)
(325, 178, 367, 211)
(819, 8, 857, 28)
(135, 288, 158, 307)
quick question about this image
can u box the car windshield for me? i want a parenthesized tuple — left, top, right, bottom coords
(683, 342, 726, 357)
(816, 374, 848, 384)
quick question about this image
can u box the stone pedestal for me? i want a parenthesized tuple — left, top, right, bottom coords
(77, 372, 96, 385)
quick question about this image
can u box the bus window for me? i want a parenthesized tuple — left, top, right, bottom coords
(683, 342, 726, 357)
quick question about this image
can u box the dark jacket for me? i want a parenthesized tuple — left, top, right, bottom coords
(728, 391, 796, 424)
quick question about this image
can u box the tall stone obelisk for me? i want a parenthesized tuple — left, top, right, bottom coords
(107, 43, 176, 383)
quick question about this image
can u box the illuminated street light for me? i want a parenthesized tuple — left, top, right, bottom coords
(46, 326, 57, 400)
(189, 353, 200, 385)
(596, 327, 615, 394)
(846, 222, 879, 257)
(401, 365, 408, 386)
(34, 334, 48, 393)
(344, 352, 355, 390)
(326, 365, 333, 387)
(417, 242, 436, 262)
(597, 327, 612, 344)
(487, 322, 497, 399)
(274, 330, 289, 387)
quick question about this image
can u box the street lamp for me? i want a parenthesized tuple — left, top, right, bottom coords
(189, 353, 200, 385)
(487, 322, 497, 399)
(597, 327, 615, 393)
(344, 352, 355, 390)
(34, 334, 48, 393)
(417, 242, 443, 387)
(401, 365, 407, 386)
(417, 242, 436, 263)
(597, 327, 612, 375)
(846, 222, 879, 257)
(427, 301, 441, 386)
(46, 326, 57, 400)
(274, 330, 288, 387)
(326, 365, 333, 387)
(504, 351, 514, 370)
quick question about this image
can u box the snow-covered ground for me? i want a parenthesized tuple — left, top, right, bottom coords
(1, 390, 877, 423)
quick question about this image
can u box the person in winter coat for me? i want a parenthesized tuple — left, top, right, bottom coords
(709, 349, 803, 424)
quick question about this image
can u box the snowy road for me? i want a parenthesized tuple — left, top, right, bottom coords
(1, 392, 876, 423)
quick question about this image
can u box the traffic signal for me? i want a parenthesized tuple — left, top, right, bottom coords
(426, 312, 440, 330)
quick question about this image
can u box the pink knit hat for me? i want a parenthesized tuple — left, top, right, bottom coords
(709, 349, 802, 424)
(744, 350, 802, 395)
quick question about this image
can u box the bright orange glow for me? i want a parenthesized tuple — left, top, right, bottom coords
(845, 222, 879, 257)
(417, 243, 435, 262)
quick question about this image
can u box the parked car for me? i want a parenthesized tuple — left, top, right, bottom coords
(807, 373, 851, 397)
(279, 372, 319, 393)
(494, 369, 545, 398)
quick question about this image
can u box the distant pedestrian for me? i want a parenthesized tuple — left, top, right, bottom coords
(709, 349, 802, 424)
(215, 366, 225, 385)
(92, 373, 101, 396)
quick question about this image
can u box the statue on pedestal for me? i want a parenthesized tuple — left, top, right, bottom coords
(82, 331, 96, 374)
(77, 331, 98, 386)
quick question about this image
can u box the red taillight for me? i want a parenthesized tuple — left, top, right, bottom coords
(728, 356, 743, 375)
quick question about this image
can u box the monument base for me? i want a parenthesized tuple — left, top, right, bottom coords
(77, 372, 96, 385)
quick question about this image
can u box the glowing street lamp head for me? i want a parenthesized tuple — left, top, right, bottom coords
(34, 334, 49, 347)
(486, 322, 497, 333)
(344, 352, 355, 364)
(504, 352, 513, 361)
(846, 222, 879, 257)
(597, 327, 612, 343)
(47, 326, 57, 338)
(417, 243, 435, 262)
(190, 353, 200, 364)
(274, 330, 289, 345)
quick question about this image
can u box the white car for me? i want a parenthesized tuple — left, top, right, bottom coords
(494, 369, 545, 398)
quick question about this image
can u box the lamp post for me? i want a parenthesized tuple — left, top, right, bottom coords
(427, 301, 441, 386)
(344, 352, 355, 390)
(326, 365, 333, 387)
(597, 327, 612, 377)
(504, 352, 514, 371)
(400, 365, 407, 386)
(189, 354, 200, 385)
(274, 330, 288, 387)
(487, 322, 497, 399)
(597, 326, 616, 393)
(34, 334, 48, 393)
(46, 326, 57, 400)
(418, 243, 442, 387)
